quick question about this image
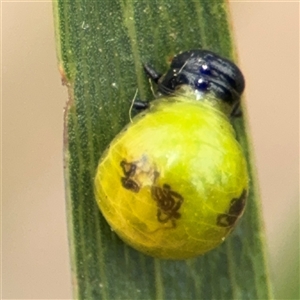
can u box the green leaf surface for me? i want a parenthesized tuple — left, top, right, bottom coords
(53, 0, 273, 299)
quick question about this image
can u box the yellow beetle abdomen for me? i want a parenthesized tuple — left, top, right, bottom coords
(94, 96, 248, 259)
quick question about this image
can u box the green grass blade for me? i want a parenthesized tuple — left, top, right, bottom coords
(53, 0, 273, 299)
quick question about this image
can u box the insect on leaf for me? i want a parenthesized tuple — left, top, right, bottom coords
(53, 0, 273, 299)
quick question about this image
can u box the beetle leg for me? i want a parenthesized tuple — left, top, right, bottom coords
(230, 102, 243, 119)
(143, 64, 162, 83)
(133, 100, 150, 111)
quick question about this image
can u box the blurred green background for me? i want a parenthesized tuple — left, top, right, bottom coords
(2, 1, 299, 299)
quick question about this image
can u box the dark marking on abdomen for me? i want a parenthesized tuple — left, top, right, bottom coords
(216, 189, 247, 227)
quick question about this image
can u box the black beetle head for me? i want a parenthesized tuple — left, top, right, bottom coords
(157, 50, 245, 105)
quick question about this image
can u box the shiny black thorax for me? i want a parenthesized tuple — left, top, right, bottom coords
(159, 50, 245, 104)
(143, 50, 245, 111)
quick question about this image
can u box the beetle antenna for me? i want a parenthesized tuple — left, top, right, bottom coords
(129, 88, 139, 123)
(178, 58, 189, 74)
(149, 78, 158, 98)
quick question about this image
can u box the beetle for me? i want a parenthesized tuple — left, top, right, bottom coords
(94, 50, 248, 260)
